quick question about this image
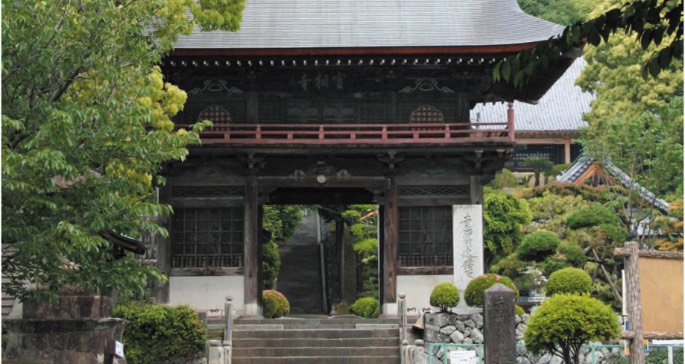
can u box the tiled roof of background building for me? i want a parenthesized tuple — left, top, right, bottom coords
(173, 0, 565, 50)
(471, 58, 593, 130)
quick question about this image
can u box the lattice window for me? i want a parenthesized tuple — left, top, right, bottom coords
(398, 207, 453, 267)
(410, 105, 444, 123)
(198, 105, 232, 123)
(171, 208, 244, 269)
(172, 186, 243, 198)
(399, 185, 470, 197)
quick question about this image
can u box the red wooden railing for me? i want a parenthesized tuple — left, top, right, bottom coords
(177, 121, 515, 145)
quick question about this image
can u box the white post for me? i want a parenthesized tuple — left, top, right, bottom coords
(668, 346, 673, 364)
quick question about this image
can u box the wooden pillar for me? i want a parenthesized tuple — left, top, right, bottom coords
(625, 242, 645, 364)
(382, 177, 398, 314)
(244, 175, 260, 316)
(564, 141, 572, 164)
(470, 175, 484, 205)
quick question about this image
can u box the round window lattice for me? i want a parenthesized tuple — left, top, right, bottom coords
(399, 185, 470, 196)
(198, 105, 232, 123)
(410, 105, 444, 123)
(172, 186, 243, 198)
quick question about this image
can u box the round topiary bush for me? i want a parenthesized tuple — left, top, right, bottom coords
(350, 297, 380, 318)
(516, 230, 561, 262)
(114, 301, 207, 364)
(465, 274, 518, 308)
(262, 290, 290, 318)
(525, 294, 620, 364)
(429, 282, 460, 312)
(566, 203, 619, 229)
(546, 267, 592, 296)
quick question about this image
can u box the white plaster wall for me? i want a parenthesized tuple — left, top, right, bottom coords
(397, 275, 453, 312)
(169, 276, 245, 314)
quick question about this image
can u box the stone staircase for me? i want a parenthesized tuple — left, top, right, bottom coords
(2, 275, 16, 319)
(231, 317, 401, 364)
(278, 210, 324, 314)
(278, 245, 323, 314)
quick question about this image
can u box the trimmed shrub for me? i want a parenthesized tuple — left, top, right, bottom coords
(516, 230, 561, 262)
(350, 297, 380, 318)
(546, 267, 592, 296)
(556, 242, 587, 267)
(114, 301, 207, 364)
(566, 203, 619, 229)
(525, 294, 620, 364)
(540, 256, 569, 277)
(429, 282, 460, 312)
(490, 168, 519, 189)
(490, 253, 526, 279)
(263, 290, 290, 318)
(465, 274, 518, 308)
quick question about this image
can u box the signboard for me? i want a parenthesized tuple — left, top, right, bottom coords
(449, 350, 477, 364)
(638, 257, 683, 333)
(114, 341, 124, 358)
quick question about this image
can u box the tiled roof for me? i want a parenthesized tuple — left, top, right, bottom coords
(557, 155, 670, 214)
(471, 58, 593, 128)
(173, 0, 565, 50)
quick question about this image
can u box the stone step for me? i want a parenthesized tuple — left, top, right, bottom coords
(233, 328, 399, 339)
(232, 337, 399, 348)
(232, 356, 400, 364)
(233, 346, 398, 357)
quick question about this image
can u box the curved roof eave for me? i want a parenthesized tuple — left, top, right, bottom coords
(172, 0, 565, 52)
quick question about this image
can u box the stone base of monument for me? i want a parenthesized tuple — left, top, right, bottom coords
(2, 295, 126, 364)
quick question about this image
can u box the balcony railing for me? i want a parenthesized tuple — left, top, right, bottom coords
(177, 121, 514, 146)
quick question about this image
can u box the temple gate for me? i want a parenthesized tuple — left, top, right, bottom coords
(154, 0, 576, 317)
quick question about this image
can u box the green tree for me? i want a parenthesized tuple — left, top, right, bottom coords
(518, 0, 595, 25)
(483, 189, 532, 267)
(525, 294, 620, 364)
(2, 0, 244, 302)
(497, 0, 683, 86)
(524, 157, 555, 187)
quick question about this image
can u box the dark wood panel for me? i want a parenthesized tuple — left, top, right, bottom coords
(169, 267, 244, 276)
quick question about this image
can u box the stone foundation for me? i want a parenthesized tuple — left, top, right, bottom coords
(3, 295, 126, 364)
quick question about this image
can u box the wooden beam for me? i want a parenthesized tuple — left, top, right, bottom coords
(470, 175, 483, 205)
(622, 331, 684, 340)
(244, 175, 260, 315)
(397, 266, 454, 275)
(614, 248, 683, 259)
(383, 177, 398, 305)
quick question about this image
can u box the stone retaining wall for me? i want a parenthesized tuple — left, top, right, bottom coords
(419, 312, 623, 364)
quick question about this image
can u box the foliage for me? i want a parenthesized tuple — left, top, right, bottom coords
(496, 0, 683, 87)
(489, 168, 520, 189)
(550, 163, 571, 178)
(263, 206, 303, 242)
(114, 301, 207, 364)
(525, 294, 620, 364)
(520, 183, 617, 204)
(517, 0, 595, 25)
(262, 290, 290, 319)
(654, 199, 684, 251)
(350, 297, 380, 318)
(484, 189, 533, 265)
(429, 282, 460, 312)
(566, 203, 620, 229)
(515, 304, 526, 316)
(524, 190, 589, 238)
(345, 205, 379, 297)
(262, 240, 281, 290)
(524, 157, 555, 187)
(490, 253, 527, 280)
(556, 242, 587, 267)
(517, 230, 561, 261)
(546, 267, 593, 296)
(464, 274, 518, 308)
(2, 0, 244, 302)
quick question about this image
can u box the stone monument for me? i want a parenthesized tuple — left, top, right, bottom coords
(483, 283, 516, 364)
(453, 204, 484, 313)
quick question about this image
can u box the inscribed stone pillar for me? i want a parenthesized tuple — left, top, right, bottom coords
(453, 204, 484, 311)
(484, 284, 517, 364)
